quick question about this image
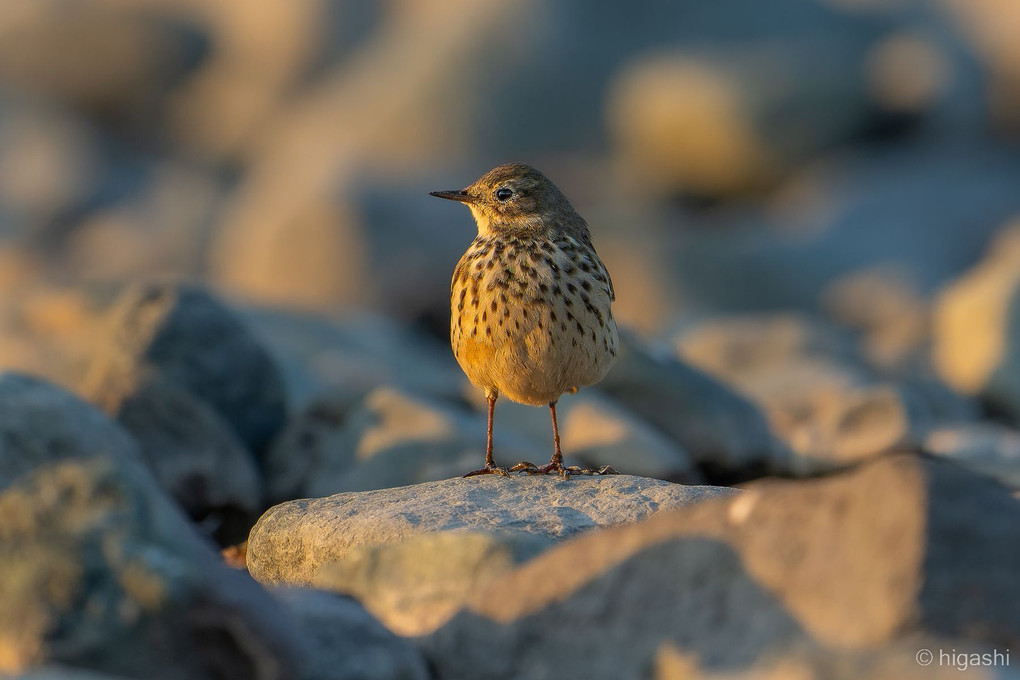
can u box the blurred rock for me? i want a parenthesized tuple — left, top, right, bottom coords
(941, 0, 1020, 132)
(673, 313, 974, 474)
(270, 589, 429, 680)
(926, 422, 1020, 489)
(421, 454, 1020, 679)
(264, 385, 538, 502)
(315, 531, 554, 638)
(166, 0, 375, 162)
(0, 285, 105, 391)
(495, 392, 700, 482)
(247, 475, 735, 590)
(238, 307, 462, 412)
(113, 373, 262, 533)
(652, 639, 1009, 680)
(607, 36, 881, 198)
(0, 3, 206, 123)
(61, 163, 226, 285)
(0, 373, 306, 679)
(0, 372, 141, 486)
(82, 283, 287, 455)
(598, 330, 785, 476)
(0, 102, 100, 231)
(933, 223, 1020, 423)
(822, 268, 930, 374)
(665, 145, 1020, 314)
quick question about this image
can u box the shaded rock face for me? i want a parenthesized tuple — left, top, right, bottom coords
(269, 589, 429, 680)
(0, 373, 429, 680)
(83, 283, 287, 454)
(419, 455, 1020, 680)
(0, 374, 301, 678)
(246, 475, 735, 635)
(80, 284, 285, 535)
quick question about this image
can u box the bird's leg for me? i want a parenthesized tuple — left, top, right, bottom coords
(464, 395, 512, 477)
(515, 401, 620, 477)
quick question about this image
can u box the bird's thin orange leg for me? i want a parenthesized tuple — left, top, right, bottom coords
(464, 395, 512, 477)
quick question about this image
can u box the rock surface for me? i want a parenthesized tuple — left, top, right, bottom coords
(0, 374, 302, 678)
(420, 454, 1020, 680)
(270, 588, 429, 680)
(247, 475, 735, 634)
(82, 283, 287, 455)
(79, 284, 284, 528)
(111, 372, 262, 525)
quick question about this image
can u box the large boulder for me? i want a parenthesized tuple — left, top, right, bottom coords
(421, 454, 1020, 679)
(83, 283, 287, 454)
(269, 589, 429, 680)
(247, 475, 735, 635)
(0, 372, 428, 680)
(80, 284, 285, 529)
(0, 374, 297, 678)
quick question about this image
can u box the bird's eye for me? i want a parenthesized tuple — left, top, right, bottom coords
(495, 187, 513, 201)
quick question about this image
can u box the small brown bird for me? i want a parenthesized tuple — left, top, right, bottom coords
(431, 163, 619, 477)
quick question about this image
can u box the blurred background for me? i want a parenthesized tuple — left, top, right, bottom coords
(3, 0, 1020, 523)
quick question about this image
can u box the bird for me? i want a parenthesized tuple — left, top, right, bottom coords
(430, 163, 619, 477)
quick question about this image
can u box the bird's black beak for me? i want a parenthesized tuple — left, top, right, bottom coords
(429, 189, 476, 204)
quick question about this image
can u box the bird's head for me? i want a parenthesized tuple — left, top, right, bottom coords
(430, 163, 574, 236)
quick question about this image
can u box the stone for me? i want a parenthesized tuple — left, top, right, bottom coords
(314, 530, 554, 637)
(933, 223, 1020, 423)
(926, 422, 1020, 489)
(246, 474, 735, 589)
(421, 454, 1020, 679)
(0, 372, 140, 487)
(597, 330, 784, 476)
(238, 307, 462, 412)
(673, 313, 975, 475)
(821, 268, 931, 375)
(262, 385, 535, 503)
(0, 374, 307, 679)
(271, 588, 429, 680)
(82, 283, 287, 455)
(112, 373, 262, 536)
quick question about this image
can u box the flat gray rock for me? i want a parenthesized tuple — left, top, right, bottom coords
(247, 475, 735, 587)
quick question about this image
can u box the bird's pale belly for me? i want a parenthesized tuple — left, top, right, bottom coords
(452, 297, 617, 406)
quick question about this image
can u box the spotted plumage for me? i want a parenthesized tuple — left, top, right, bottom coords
(431, 163, 619, 477)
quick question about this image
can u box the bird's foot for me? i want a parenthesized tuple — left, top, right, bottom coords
(463, 464, 513, 478)
(509, 461, 619, 477)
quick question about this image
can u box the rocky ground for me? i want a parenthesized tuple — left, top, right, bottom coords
(3, 1, 1020, 679)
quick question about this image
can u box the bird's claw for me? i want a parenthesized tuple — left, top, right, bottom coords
(507, 461, 619, 477)
(463, 464, 512, 478)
